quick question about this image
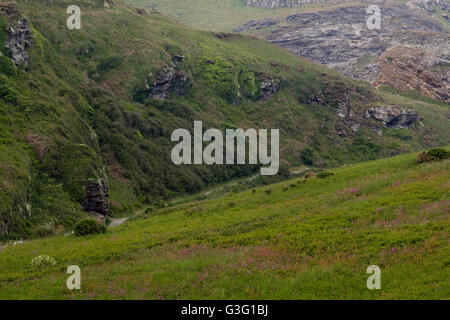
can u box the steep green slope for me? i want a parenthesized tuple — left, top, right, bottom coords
(0, 0, 449, 239)
(0, 152, 448, 299)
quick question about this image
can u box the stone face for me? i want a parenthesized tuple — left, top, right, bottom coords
(235, 2, 450, 102)
(82, 181, 109, 216)
(365, 106, 419, 129)
(5, 18, 33, 69)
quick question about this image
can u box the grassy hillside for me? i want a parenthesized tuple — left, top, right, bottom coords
(0, 151, 448, 299)
(1, 0, 449, 240)
(128, 0, 300, 32)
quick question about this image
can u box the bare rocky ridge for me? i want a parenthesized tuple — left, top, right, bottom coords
(235, 1, 450, 103)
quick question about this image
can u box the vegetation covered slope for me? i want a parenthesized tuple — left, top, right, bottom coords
(0, 151, 448, 299)
(0, 0, 449, 239)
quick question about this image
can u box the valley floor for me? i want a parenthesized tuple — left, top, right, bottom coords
(0, 152, 448, 299)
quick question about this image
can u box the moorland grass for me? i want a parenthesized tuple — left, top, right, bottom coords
(0, 151, 448, 299)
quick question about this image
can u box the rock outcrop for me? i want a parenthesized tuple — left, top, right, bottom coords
(103, 0, 115, 8)
(244, 0, 350, 8)
(143, 66, 187, 100)
(379, 45, 450, 104)
(234, 18, 277, 32)
(235, 2, 450, 102)
(5, 18, 33, 69)
(260, 76, 281, 98)
(82, 181, 109, 216)
(365, 106, 419, 129)
(0, 1, 18, 18)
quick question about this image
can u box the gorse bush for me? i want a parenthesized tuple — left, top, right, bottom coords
(317, 171, 334, 179)
(97, 56, 123, 73)
(74, 219, 106, 236)
(417, 148, 450, 164)
(202, 57, 238, 103)
(0, 56, 17, 77)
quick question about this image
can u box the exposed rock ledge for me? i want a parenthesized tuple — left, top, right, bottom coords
(5, 18, 33, 69)
(260, 76, 281, 99)
(365, 106, 419, 129)
(244, 0, 349, 8)
(82, 181, 109, 216)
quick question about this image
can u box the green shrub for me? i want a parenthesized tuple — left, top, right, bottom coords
(97, 56, 122, 73)
(74, 219, 106, 236)
(0, 56, 17, 77)
(301, 148, 314, 166)
(202, 57, 238, 103)
(417, 148, 450, 163)
(0, 15, 7, 55)
(317, 171, 334, 179)
(0, 75, 20, 103)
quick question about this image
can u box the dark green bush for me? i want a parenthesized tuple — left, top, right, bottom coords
(97, 56, 122, 73)
(202, 57, 238, 103)
(301, 148, 314, 166)
(74, 219, 106, 236)
(417, 148, 450, 164)
(0, 56, 17, 77)
(0, 75, 20, 103)
(317, 171, 334, 179)
(0, 15, 7, 56)
(427, 148, 450, 160)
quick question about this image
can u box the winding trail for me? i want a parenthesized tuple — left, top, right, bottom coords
(109, 218, 128, 227)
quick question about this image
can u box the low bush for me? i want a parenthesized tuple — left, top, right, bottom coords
(317, 171, 334, 179)
(417, 148, 450, 164)
(74, 219, 106, 236)
(0, 55, 17, 77)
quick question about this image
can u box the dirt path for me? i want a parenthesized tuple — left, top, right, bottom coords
(109, 218, 128, 227)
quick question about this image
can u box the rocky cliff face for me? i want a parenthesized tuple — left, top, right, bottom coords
(82, 181, 109, 216)
(235, 1, 450, 103)
(379, 45, 449, 103)
(5, 18, 32, 69)
(260, 76, 281, 98)
(1, 2, 33, 69)
(136, 53, 188, 100)
(365, 106, 420, 129)
(142, 65, 187, 100)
